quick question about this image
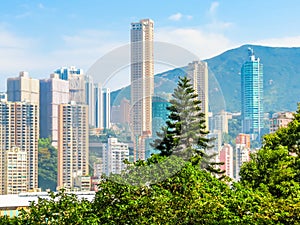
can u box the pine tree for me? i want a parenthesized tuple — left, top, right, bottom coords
(152, 76, 223, 174)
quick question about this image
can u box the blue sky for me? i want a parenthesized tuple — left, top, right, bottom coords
(1, 0, 300, 90)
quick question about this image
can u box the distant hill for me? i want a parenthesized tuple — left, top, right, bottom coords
(111, 45, 300, 113)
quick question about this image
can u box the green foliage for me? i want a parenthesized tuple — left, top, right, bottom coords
(38, 138, 57, 191)
(17, 190, 97, 224)
(240, 103, 300, 198)
(152, 76, 223, 175)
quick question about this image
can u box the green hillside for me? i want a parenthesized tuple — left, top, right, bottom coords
(111, 45, 300, 113)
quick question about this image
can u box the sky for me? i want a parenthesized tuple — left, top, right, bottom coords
(1, 0, 300, 91)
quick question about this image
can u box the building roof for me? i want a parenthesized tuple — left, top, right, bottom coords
(0, 191, 95, 208)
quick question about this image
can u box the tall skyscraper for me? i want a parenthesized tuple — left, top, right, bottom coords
(7, 71, 40, 105)
(241, 48, 264, 140)
(57, 102, 89, 189)
(103, 138, 129, 175)
(0, 101, 39, 194)
(187, 61, 209, 129)
(85, 75, 95, 127)
(94, 83, 103, 128)
(40, 73, 69, 147)
(102, 88, 111, 130)
(130, 19, 154, 161)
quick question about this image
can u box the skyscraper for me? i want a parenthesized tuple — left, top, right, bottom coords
(130, 19, 154, 161)
(0, 101, 39, 194)
(55, 67, 86, 104)
(187, 61, 209, 129)
(102, 88, 111, 130)
(85, 75, 95, 127)
(94, 83, 103, 128)
(57, 102, 89, 189)
(241, 48, 264, 139)
(40, 73, 69, 147)
(7, 71, 40, 105)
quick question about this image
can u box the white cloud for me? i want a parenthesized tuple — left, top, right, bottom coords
(0, 27, 126, 89)
(156, 27, 236, 60)
(209, 2, 219, 16)
(168, 13, 183, 21)
(251, 36, 300, 47)
(168, 13, 193, 21)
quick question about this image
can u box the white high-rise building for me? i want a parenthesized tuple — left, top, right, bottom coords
(40, 73, 69, 147)
(103, 138, 129, 175)
(94, 83, 103, 128)
(130, 19, 154, 161)
(102, 88, 111, 130)
(187, 61, 209, 129)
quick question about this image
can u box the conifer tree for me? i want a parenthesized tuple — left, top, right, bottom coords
(152, 76, 222, 174)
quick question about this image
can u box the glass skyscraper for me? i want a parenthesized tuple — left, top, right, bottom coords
(241, 48, 264, 140)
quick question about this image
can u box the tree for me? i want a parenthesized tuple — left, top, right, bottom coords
(38, 138, 58, 191)
(240, 103, 300, 198)
(16, 190, 97, 224)
(152, 76, 222, 174)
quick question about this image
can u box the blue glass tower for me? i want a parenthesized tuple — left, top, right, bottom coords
(241, 48, 264, 140)
(145, 96, 171, 158)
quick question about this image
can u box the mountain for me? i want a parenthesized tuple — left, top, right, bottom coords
(111, 45, 300, 113)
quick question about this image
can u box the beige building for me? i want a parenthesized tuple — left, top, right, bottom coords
(7, 71, 40, 105)
(187, 61, 209, 129)
(269, 112, 293, 133)
(130, 19, 154, 161)
(4, 147, 27, 194)
(0, 101, 39, 194)
(57, 102, 89, 190)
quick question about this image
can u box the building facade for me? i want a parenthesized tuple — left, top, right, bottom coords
(4, 147, 27, 194)
(39, 73, 69, 147)
(57, 102, 89, 189)
(209, 110, 229, 134)
(241, 48, 264, 140)
(235, 133, 251, 180)
(130, 19, 154, 161)
(7, 71, 39, 105)
(219, 144, 234, 179)
(103, 138, 129, 175)
(187, 61, 209, 129)
(269, 111, 293, 133)
(0, 101, 39, 194)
